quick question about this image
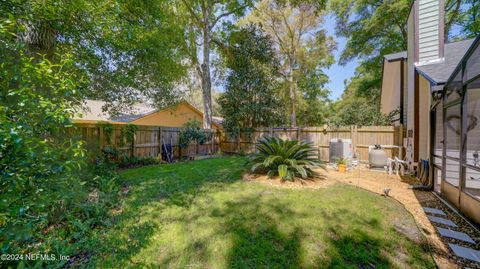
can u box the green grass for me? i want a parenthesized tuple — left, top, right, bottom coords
(90, 156, 435, 268)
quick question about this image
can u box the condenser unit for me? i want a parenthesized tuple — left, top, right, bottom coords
(329, 138, 353, 164)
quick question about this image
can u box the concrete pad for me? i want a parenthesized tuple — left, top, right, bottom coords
(436, 227, 476, 243)
(428, 216, 458, 227)
(423, 207, 447, 216)
(449, 244, 480, 263)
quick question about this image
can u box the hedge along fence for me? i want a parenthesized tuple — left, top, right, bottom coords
(73, 123, 220, 160)
(220, 125, 405, 162)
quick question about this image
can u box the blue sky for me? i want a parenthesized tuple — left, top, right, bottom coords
(323, 14, 358, 100)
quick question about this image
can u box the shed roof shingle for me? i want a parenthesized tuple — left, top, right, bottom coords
(74, 100, 156, 123)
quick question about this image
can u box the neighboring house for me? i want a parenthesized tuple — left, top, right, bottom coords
(380, 0, 480, 223)
(73, 100, 222, 129)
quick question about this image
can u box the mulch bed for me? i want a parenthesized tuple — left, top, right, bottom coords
(242, 173, 335, 189)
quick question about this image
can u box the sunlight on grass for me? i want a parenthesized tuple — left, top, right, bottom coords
(91, 157, 434, 268)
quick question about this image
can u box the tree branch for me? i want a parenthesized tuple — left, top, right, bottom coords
(210, 5, 249, 30)
(180, 0, 203, 26)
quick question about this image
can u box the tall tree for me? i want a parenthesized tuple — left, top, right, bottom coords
(180, 0, 253, 128)
(457, 0, 480, 38)
(1, 0, 189, 113)
(241, 0, 334, 127)
(329, 0, 466, 107)
(219, 25, 283, 137)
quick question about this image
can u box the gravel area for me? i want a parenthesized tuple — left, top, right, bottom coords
(420, 194, 480, 268)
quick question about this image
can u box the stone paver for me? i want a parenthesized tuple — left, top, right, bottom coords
(436, 227, 476, 243)
(428, 216, 458, 227)
(449, 244, 480, 263)
(423, 207, 447, 216)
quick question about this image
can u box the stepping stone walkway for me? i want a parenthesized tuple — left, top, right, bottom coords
(449, 244, 480, 263)
(436, 227, 476, 244)
(423, 207, 447, 216)
(427, 215, 458, 227)
(422, 207, 480, 265)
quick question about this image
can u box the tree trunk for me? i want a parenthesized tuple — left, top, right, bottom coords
(201, 14, 213, 129)
(19, 20, 56, 60)
(289, 63, 297, 127)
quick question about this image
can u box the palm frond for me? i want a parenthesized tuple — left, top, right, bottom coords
(248, 137, 326, 181)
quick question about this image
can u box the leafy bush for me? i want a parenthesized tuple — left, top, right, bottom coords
(179, 119, 211, 148)
(248, 137, 325, 181)
(0, 19, 124, 268)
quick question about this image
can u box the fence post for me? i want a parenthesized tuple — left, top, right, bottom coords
(237, 132, 241, 153)
(352, 125, 358, 153)
(158, 127, 162, 158)
(350, 125, 354, 149)
(131, 129, 136, 157)
(98, 126, 104, 150)
(399, 124, 404, 159)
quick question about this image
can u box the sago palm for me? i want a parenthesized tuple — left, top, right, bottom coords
(248, 137, 325, 181)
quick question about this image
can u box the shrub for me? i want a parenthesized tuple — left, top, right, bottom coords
(248, 137, 325, 181)
(179, 119, 210, 148)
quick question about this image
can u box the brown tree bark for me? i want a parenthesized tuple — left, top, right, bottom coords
(201, 16, 213, 129)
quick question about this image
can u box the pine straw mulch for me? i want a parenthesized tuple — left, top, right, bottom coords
(242, 173, 335, 189)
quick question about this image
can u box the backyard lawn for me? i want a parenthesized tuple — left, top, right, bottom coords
(90, 157, 435, 268)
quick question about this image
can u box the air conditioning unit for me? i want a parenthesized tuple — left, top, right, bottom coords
(329, 138, 353, 164)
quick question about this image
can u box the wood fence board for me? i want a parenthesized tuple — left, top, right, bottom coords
(219, 125, 404, 162)
(74, 123, 403, 163)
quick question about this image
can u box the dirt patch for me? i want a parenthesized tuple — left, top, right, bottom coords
(242, 173, 335, 189)
(392, 218, 423, 243)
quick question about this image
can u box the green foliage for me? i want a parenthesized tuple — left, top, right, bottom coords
(242, 0, 335, 126)
(456, 0, 480, 38)
(0, 0, 188, 112)
(219, 25, 283, 138)
(98, 121, 114, 144)
(335, 158, 347, 165)
(119, 123, 139, 147)
(179, 119, 210, 148)
(328, 0, 472, 118)
(248, 137, 325, 181)
(0, 18, 125, 268)
(330, 96, 399, 126)
(296, 68, 333, 126)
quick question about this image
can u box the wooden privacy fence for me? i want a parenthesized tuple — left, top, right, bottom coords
(220, 125, 404, 162)
(73, 123, 220, 160)
(73, 123, 404, 163)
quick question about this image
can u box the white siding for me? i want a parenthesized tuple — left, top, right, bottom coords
(417, 0, 441, 64)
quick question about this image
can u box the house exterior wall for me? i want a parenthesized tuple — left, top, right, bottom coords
(131, 102, 220, 129)
(406, 7, 416, 168)
(380, 60, 402, 115)
(418, 75, 431, 161)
